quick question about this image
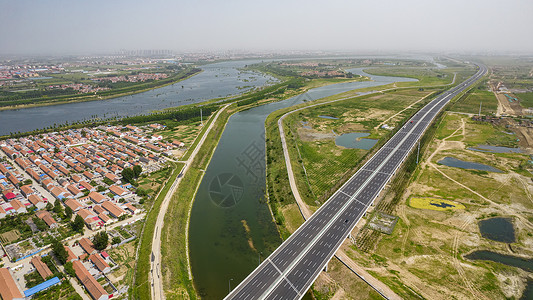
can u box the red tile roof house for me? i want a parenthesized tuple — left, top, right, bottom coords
(28, 194, 46, 210)
(65, 198, 83, 212)
(79, 181, 96, 192)
(65, 246, 78, 262)
(9, 199, 26, 214)
(0, 207, 6, 219)
(104, 172, 119, 183)
(50, 186, 70, 200)
(89, 254, 111, 274)
(0, 267, 24, 300)
(123, 202, 138, 215)
(98, 213, 111, 224)
(30, 256, 53, 280)
(35, 210, 58, 228)
(79, 238, 97, 255)
(101, 201, 125, 218)
(88, 192, 107, 204)
(19, 185, 35, 198)
(82, 171, 95, 180)
(67, 184, 83, 198)
(71, 174, 83, 183)
(2, 190, 16, 201)
(93, 205, 106, 215)
(72, 260, 109, 300)
(109, 185, 129, 197)
(77, 209, 100, 230)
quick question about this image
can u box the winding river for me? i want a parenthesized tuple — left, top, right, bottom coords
(0, 61, 276, 136)
(188, 68, 417, 299)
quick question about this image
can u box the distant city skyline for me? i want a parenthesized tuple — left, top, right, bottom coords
(1, 0, 533, 55)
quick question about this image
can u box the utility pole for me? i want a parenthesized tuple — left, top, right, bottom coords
(479, 101, 482, 116)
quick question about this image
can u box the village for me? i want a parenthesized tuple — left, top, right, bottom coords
(0, 123, 185, 300)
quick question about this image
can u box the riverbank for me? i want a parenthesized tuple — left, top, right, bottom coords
(0, 68, 202, 111)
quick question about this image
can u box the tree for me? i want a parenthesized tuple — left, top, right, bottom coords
(111, 236, 121, 245)
(33, 217, 48, 231)
(121, 168, 135, 184)
(46, 202, 53, 211)
(132, 165, 142, 177)
(71, 215, 85, 233)
(53, 200, 63, 215)
(65, 206, 73, 220)
(64, 261, 75, 277)
(50, 238, 68, 264)
(92, 231, 108, 250)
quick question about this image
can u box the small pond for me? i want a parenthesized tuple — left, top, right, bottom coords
(465, 250, 533, 299)
(300, 121, 311, 129)
(437, 157, 502, 173)
(335, 132, 378, 150)
(468, 145, 523, 154)
(465, 250, 533, 273)
(318, 115, 339, 120)
(478, 217, 516, 243)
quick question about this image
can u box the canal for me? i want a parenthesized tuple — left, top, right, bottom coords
(188, 68, 417, 299)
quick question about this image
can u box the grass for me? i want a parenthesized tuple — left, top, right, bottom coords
(348, 109, 533, 299)
(161, 168, 203, 300)
(451, 89, 498, 115)
(283, 89, 433, 205)
(517, 92, 533, 109)
(131, 163, 184, 300)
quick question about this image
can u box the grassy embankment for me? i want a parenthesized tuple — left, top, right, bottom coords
(131, 163, 184, 300)
(0, 68, 201, 110)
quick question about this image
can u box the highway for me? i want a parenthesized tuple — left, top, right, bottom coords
(225, 63, 487, 300)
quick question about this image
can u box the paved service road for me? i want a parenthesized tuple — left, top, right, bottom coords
(225, 63, 487, 300)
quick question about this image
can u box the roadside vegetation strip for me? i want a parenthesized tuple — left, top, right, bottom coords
(131, 163, 184, 300)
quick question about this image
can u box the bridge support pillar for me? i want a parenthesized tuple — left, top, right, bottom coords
(323, 261, 328, 272)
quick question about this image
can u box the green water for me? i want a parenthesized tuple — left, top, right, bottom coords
(188, 68, 417, 299)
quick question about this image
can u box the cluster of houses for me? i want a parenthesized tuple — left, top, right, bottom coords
(68, 237, 115, 300)
(91, 72, 169, 83)
(0, 124, 186, 299)
(47, 83, 110, 94)
(0, 124, 184, 231)
(0, 236, 116, 300)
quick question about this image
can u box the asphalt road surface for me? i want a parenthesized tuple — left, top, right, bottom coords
(225, 63, 487, 300)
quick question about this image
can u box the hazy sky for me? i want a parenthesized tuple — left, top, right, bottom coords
(1, 0, 532, 55)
